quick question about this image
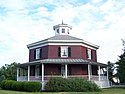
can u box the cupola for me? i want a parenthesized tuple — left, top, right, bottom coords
(53, 21, 72, 35)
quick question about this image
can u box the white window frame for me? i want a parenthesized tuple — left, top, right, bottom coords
(61, 46, 68, 58)
(35, 65, 40, 78)
(36, 48, 40, 59)
(87, 49, 91, 59)
(62, 28, 65, 33)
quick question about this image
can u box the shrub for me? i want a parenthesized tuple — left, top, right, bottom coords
(1, 80, 14, 90)
(45, 77, 101, 92)
(23, 81, 41, 92)
(1, 80, 41, 92)
(11, 81, 24, 91)
(45, 77, 70, 92)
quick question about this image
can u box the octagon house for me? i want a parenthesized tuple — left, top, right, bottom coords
(17, 22, 110, 90)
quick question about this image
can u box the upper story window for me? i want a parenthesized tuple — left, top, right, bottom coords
(35, 48, 40, 59)
(58, 46, 71, 58)
(87, 49, 92, 59)
(62, 28, 65, 33)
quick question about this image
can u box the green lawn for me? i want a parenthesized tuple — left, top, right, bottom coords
(0, 88, 125, 94)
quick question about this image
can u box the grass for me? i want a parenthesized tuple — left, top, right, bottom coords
(0, 88, 125, 94)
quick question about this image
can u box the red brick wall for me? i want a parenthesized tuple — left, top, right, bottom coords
(29, 45, 97, 62)
(92, 65, 98, 75)
(29, 64, 98, 77)
(30, 65, 35, 76)
(48, 45, 87, 59)
(44, 64, 61, 75)
(48, 45, 59, 59)
(29, 46, 48, 62)
(92, 50, 97, 62)
(69, 64, 88, 75)
(81, 46, 88, 59)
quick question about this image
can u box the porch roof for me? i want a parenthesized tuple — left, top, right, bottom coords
(18, 59, 107, 67)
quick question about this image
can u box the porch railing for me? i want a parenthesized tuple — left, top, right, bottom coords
(18, 76, 27, 81)
(18, 75, 107, 82)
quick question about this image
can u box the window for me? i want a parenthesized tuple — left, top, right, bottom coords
(61, 46, 68, 57)
(35, 48, 40, 59)
(58, 46, 71, 58)
(87, 49, 92, 59)
(57, 29, 59, 33)
(35, 65, 40, 78)
(62, 28, 65, 33)
(67, 29, 69, 34)
(68, 47, 71, 57)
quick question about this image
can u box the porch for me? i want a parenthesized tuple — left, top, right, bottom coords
(17, 59, 110, 90)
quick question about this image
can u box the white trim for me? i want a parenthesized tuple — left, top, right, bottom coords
(42, 63, 44, 90)
(88, 64, 91, 80)
(27, 37, 99, 50)
(107, 67, 109, 80)
(17, 67, 19, 81)
(98, 66, 101, 81)
(28, 42, 98, 50)
(28, 65, 30, 81)
(65, 64, 68, 78)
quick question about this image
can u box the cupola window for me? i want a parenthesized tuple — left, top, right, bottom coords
(57, 29, 59, 33)
(62, 28, 65, 33)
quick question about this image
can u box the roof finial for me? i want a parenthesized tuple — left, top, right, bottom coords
(62, 19, 63, 24)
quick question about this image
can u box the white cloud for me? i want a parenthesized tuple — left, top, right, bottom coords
(0, 0, 125, 67)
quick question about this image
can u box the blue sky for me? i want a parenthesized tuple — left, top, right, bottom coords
(0, 0, 125, 67)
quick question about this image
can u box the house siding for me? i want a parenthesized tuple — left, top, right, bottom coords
(29, 45, 97, 62)
(44, 64, 61, 75)
(69, 64, 88, 75)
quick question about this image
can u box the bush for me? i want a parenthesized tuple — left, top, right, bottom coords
(23, 82, 41, 92)
(45, 77, 70, 92)
(1, 80, 14, 90)
(45, 77, 101, 92)
(0, 80, 41, 92)
(11, 81, 24, 91)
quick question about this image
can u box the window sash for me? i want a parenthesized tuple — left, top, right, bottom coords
(61, 46, 68, 57)
(87, 49, 91, 59)
(35, 65, 40, 78)
(36, 48, 40, 59)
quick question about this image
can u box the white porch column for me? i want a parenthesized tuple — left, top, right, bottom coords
(42, 63, 44, 90)
(65, 64, 67, 78)
(98, 66, 101, 81)
(88, 64, 91, 80)
(17, 67, 19, 81)
(107, 67, 109, 80)
(28, 65, 30, 81)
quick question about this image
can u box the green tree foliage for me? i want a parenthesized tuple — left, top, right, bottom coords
(116, 39, 125, 83)
(0, 62, 17, 81)
(108, 61, 115, 83)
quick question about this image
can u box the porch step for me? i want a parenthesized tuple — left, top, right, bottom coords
(94, 80, 110, 88)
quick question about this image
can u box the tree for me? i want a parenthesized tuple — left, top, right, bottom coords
(108, 61, 115, 83)
(116, 39, 125, 83)
(0, 62, 17, 81)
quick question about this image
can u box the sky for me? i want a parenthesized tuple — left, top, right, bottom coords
(0, 0, 125, 67)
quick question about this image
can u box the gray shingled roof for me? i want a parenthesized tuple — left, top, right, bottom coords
(19, 59, 107, 67)
(27, 35, 99, 49)
(47, 35, 83, 41)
